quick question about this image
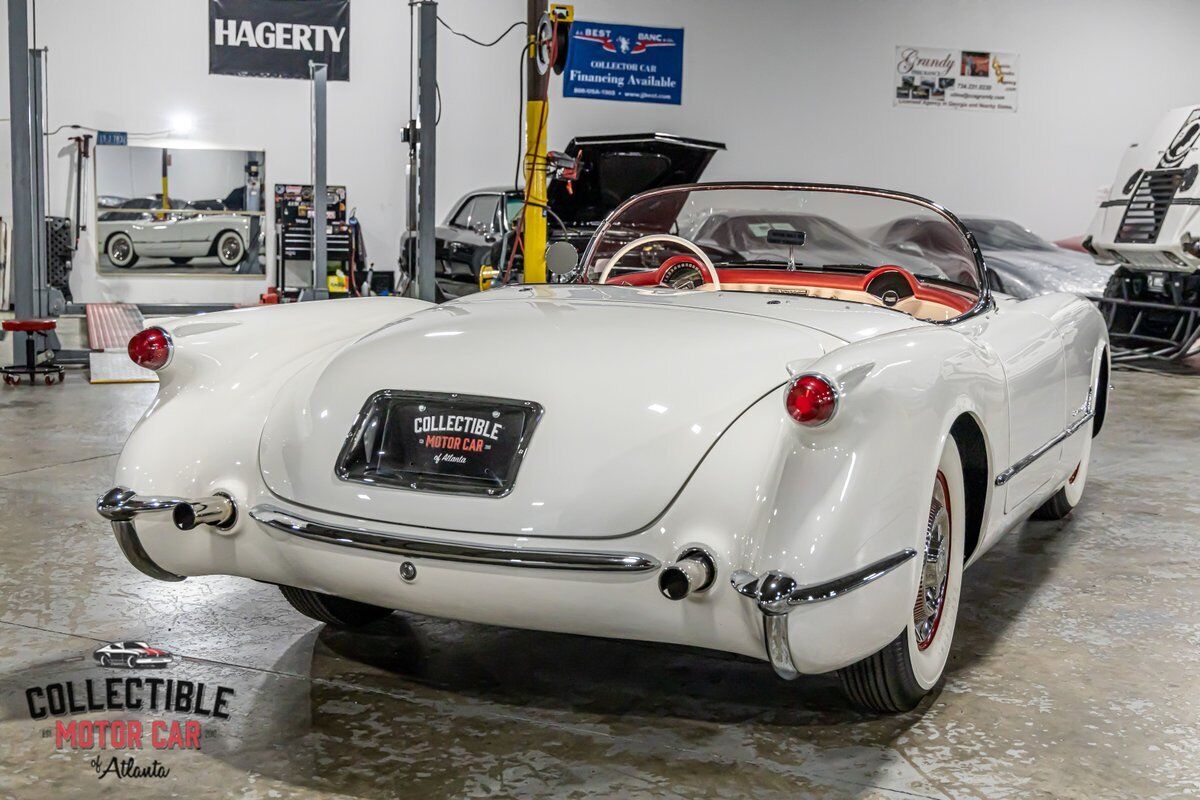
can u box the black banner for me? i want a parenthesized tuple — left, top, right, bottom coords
(209, 0, 350, 81)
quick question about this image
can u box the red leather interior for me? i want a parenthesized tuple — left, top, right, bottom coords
(606, 264, 973, 314)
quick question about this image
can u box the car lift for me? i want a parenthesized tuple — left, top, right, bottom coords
(403, 2, 571, 301)
(3, 0, 90, 380)
(401, 0, 439, 303)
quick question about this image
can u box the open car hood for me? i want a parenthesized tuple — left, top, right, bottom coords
(547, 133, 725, 228)
(258, 287, 847, 539)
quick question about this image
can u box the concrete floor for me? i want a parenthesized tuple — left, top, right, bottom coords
(0, 369, 1197, 799)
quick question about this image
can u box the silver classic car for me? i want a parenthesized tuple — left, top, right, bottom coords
(97, 196, 253, 268)
(960, 217, 1115, 299)
(877, 215, 1114, 299)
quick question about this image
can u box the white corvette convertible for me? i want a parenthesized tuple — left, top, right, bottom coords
(97, 198, 252, 268)
(98, 184, 1109, 712)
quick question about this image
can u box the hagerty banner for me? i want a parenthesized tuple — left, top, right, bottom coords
(209, 0, 350, 81)
(894, 46, 1018, 112)
(563, 20, 684, 105)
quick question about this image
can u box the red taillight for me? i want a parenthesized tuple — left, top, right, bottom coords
(785, 374, 837, 426)
(128, 327, 172, 371)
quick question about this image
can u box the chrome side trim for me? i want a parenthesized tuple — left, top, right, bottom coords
(249, 505, 661, 573)
(995, 391, 1095, 487)
(730, 549, 917, 680)
(96, 488, 186, 582)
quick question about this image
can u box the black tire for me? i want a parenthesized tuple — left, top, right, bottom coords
(1033, 367, 1099, 521)
(470, 248, 492, 283)
(1031, 489, 1074, 520)
(837, 436, 965, 713)
(170, 257, 193, 265)
(838, 630, 926, 713)
(1103, 266, 1131, 299)
(99, 654, 111, 667)
(278, 585, 393, 628)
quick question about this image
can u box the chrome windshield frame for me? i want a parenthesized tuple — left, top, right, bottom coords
(578, 181, 995, 325)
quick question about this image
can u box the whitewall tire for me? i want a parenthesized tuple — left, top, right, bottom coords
(1032, 417, 1093, 520)
(838, 435, 965, 712)
(106, 232, 138, 267)
(215, 231, 245, 267)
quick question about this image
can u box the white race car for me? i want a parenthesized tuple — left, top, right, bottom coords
(98, 183, 1109, 712)
(1085, 104, 1200, 359)
(93, 641, 173, 668)
(97, 197, 252, 268)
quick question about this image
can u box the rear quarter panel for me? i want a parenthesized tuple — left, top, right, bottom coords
(114, 298, 433, 501)
(707, 324, 1007, 670)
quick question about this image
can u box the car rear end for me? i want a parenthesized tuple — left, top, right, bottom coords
(98, 289, 927, 676)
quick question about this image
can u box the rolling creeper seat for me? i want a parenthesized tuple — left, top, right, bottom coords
(2, 319, 65, 386)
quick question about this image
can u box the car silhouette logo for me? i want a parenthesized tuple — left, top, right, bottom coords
(92, 641, 174, 669)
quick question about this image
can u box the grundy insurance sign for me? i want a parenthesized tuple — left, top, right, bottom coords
(209, 0, 350, 81)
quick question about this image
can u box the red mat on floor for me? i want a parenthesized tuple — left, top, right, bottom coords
(86, 303, 145, 351)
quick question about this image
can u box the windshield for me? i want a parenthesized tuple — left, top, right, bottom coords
(504, 196, 524, 226)
(582, 185, 983, 322)
(962, 218, 1053, 252)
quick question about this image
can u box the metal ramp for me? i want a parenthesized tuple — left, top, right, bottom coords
(86, 303, 145, 351)
(85, 303, 158, 384)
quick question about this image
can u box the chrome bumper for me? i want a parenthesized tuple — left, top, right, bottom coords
(96, 488, 187, 582)
(97, 488, 662, 580)
(249, 505, 661, 573)
(730, 549, 916, 680)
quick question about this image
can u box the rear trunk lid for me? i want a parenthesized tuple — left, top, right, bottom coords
(258, 287, 845, 538)
(548, 133, 725, 227)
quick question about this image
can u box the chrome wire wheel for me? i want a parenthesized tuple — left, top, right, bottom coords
(914, 471, 951, 651)
(837, 439, 965, 711)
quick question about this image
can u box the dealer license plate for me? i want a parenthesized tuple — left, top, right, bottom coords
(336, 391, 543, 497)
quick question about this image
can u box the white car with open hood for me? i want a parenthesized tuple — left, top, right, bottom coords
(99, 183, 1109, 712)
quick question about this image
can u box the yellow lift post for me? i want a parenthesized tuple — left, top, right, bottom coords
(518, 1, 572, 287)
(522, 0, 550, 285)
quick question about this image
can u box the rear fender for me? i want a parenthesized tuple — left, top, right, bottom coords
(115, 298, 433, 499)
(709, 326, 1005, 670)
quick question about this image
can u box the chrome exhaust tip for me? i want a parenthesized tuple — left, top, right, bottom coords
(172, 493, 237, 531)
(658, 549, 716, 601)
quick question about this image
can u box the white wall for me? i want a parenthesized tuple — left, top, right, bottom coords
(1, 0, 1198, 305)
(95, 145, 257, 202)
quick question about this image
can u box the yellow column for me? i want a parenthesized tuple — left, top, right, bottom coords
(522, 98, 548, 284)
(160, 149, 170, 219)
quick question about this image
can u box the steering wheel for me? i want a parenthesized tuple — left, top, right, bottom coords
(598, 234, 722, 290)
